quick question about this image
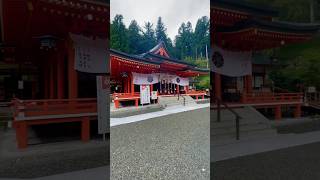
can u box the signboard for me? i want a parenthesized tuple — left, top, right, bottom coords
(307, 86, 316, 93)
(18, 80, 24, 90)
(70, 34, 108, 73)
(140, 85, 150, 104)
(96, 75, 110, 134)
(151, 91, 158, 100)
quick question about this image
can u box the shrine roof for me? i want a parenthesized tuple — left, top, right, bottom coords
(211, 0, 278, 17)
(142, 53, 194, 66)
(217, 19, 320, 34)
(147, 41, 170, 55)
(110, 49, 161, 65)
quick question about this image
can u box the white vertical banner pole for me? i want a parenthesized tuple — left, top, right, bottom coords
(96, 75, 109, 135)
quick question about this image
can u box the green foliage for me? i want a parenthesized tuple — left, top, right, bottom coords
(268, 36, 320, 91)
(246, 0, 318, 22)
(110, 15, 129, 52)
(185, 57, 210, 89)
(110, 15, 209, 61)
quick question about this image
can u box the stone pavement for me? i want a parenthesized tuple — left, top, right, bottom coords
(212, 130, 320, 162)
(111, 107, 210, 180)
(0, 166, 108, 180)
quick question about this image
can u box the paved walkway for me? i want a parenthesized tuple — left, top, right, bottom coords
(212, 141, 320, 180)
(0, 166, 108, 180)
(111, 107, 210, 180)
(111, 103, 209, 127)
(212, 130, 320, 162)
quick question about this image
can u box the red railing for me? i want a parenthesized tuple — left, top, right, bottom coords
(242, 93, 303, 104)
(186, 90, 207, 96)
(112, 92, 140, 100)
(11, 98, 97, 119)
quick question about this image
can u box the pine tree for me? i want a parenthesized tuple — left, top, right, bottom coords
(110, 14, 129, 52)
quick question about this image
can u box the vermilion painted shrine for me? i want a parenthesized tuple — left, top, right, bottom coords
(0, 0, 109, 149)
(110, 42, 209, 108)
(211, 0, 320, 119)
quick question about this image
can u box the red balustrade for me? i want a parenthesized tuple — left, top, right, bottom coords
(242, 93, 303, 104)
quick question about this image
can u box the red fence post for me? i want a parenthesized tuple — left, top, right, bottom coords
(275, 105, 282, 120)
(294, 104, 302, 118)
(15, 121, 28, 149)
(81, 117, 90, 142)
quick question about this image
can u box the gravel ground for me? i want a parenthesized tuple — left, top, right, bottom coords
(0, 138, 109, 178)
(111, 107, 210, 180)
(212, 142, 320, 180)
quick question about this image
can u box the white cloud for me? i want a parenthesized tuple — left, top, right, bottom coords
(111, 0, 209, 41)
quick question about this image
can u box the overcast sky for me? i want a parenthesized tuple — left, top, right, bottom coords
(111, 0, 209, 41)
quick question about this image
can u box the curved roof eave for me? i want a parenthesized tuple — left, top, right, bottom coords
(217, 19, 320, 34)
(110, 49, 161, 65)
(211, 0, 278, 17)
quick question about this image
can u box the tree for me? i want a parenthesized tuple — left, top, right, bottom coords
(194, 16, 210, 59)
(127, 20, 143, 54)
(155, 17, 168, 42)
(175, 21, 194, 59)
(110, 15, 129, 52)
(141, 22, 157, 52)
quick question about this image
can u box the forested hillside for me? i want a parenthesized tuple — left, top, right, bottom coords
(110, 15, 210, 61)
(247, 0, 320, 91)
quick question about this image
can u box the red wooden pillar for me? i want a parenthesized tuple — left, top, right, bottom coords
(214, 73, 221, 99)
(294, 104, 302, 118)
(114, 100, 120, 108)
(246, 75, 253, 94)
(49, 60, 55, 99)
(68, 41, 78, 99)
(176, 85, 179, 94)
(128, 77, 131, 93)
(81, 117, 90, 142)
(131, 73, 135, 95)
(15, 121, 28, 149)
(123, 79, 127, 93)
(44, 68, 49, 99)
(275, 105, 282, 120)
(185, 86, 189, 94)
(57, 53, 64, 99)
(31, 81, 37, 99)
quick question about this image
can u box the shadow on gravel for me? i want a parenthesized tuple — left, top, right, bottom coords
(211, 142, 320, 180)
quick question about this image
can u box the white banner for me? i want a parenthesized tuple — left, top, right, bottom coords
(70, 34, 109, 73)
(171, 76, 189, 86)
(133, 72, 159, 85)
(96, 75, 110, 134)
(140, 85, 151, 104)
(211, 46, 252, 77)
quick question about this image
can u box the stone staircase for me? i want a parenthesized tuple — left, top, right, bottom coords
(211, 106, 277, 145)
(158, 95, 197, 107)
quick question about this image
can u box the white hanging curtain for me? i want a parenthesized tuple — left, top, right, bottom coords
(211, 45, 252, 77)
(132, 72, 159, 85)
(171, 76, 189, 86)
